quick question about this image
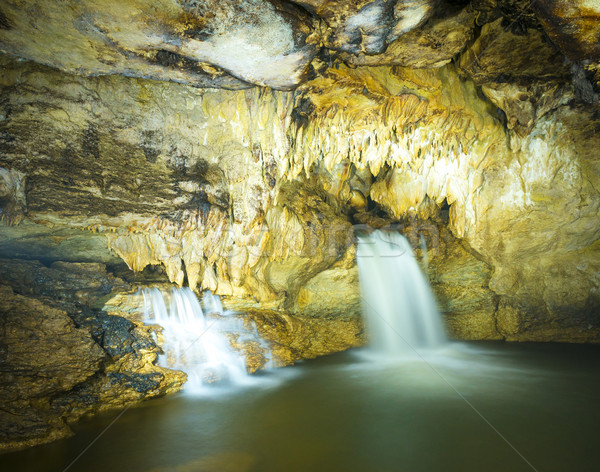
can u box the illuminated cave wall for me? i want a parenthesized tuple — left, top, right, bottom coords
(2, 52, 599, 341)
(0, 0, 599, 341)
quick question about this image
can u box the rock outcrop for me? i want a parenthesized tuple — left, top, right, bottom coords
(0, 167, 25, 224)
(105, 288, 365, 371)
(533, 0, 600, 62)
(0, 260, 186, 451)
(293, 0, 439, 55)
(342, 2, 476, 68)
(0, 257, 364, 451)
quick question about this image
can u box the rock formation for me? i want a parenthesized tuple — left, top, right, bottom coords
(0, 0, 599, 450)
(0, 260, 186, 450)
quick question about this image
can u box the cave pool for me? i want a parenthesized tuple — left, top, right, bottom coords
(2, 342, 599, 472)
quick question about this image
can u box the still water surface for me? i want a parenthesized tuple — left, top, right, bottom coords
(3, 342, 600, 472)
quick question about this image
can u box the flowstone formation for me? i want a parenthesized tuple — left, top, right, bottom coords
(1, 0, 599, 450)
(2, 52, 598, 341)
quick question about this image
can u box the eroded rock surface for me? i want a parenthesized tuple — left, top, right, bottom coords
(0, 167, 25, 224)
(0, 285, 104, 450)
(533, 0, 600, 62)
(107, 288, 365, 370)
(0, 255, 366, 451)
(294, 0, 438, 55)
(459, 18, 574, 132)
(343, 3, 476, 68)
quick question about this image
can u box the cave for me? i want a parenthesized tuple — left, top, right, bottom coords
(0, 0, 599, 470)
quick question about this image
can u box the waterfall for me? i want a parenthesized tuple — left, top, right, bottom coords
(202, 290, 223, 315)
(356, 230, 446, 355)
(141, 287, 272, 393)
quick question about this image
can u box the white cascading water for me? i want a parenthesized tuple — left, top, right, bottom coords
(141, 287, 272, 393)
(356, 230, 446, 356)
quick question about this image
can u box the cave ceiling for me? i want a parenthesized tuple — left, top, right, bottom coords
(0, 0, 598, 90)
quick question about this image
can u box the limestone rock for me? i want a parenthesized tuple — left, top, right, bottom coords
(533, 0, 600, 62)
(532, 0, 600, 92)
(0, 0, 317, 90)
(0, 258, 123, 305)
(472, 0, 540, 29)
(2, 0, 600, 456)
(295, 265, 361, 319)
(244, 308, 365, 365)
(0, 284, 104, 450)
(0, 167, 26, 224)
(427, 228, 499, 340)
(291, 62, 600, 342)
(109, 286, 365, 371)
(2, 30, 600, 348)
(0, 220, 123, 264)
(459, 18, 574, 132)
(343, 4, 476, 68)
(298, 0, 438, 55)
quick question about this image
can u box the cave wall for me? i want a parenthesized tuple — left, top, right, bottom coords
(1, 43, 599, 341)
(0, 0, 318, 90)
(0, 255, 364, 451)
(295, 62, 600, 341)
(0, 55, 357, 318)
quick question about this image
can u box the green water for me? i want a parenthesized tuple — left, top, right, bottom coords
(2, 342, 599, 472)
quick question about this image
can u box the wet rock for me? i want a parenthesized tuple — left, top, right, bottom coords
(242, 308, 365, 366)
(0, 258, 122, 306)
(230, 337, 271, 373)
(427, 227, 499, 340)
(0, 220, 124, 264)
(0, 284, 104, 450)
(0, 261, 185, 452)
(295, 265, 361, 319)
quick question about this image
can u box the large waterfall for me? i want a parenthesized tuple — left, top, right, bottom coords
(141, 287, 273, 393)
(356, 230, 446, 355)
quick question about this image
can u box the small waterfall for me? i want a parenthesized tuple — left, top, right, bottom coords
(202, 290, 223, 315)
(141, 287, 272, 393)
(356, 230, 446, 355)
